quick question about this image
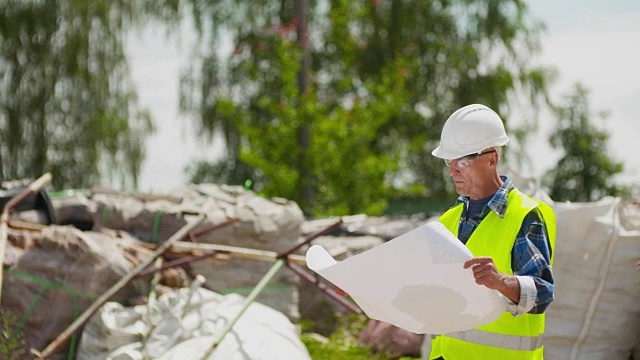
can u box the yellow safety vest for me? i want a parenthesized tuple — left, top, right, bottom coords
(430, 189, 556, 360)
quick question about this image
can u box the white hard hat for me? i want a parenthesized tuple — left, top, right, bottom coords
(431, 104, 509, 160)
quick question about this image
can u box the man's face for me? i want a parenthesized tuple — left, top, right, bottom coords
(446, 150, 496, 198)
(449, 162, 482, 197)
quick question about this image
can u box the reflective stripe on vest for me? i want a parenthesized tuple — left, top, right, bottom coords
(446, 329, 544, 352)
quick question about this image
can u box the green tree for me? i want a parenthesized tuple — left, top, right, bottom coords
(0, 0, 154, 189)
(185, 159, 258, 187)
(544, 83, 626, 202)
(179, 0, 555, 215)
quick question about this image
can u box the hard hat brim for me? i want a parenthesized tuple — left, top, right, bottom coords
(431, 135, 509, 160)
(431, 145, 459, 160)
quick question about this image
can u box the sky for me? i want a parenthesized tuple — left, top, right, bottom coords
(127, 20, 225, 193)
(524, 0, 640, 187)
(130, 0, 640, 193)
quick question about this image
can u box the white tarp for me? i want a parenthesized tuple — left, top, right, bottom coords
(306, 222, 505, 334)
(77, 277, 311, 360)
(544, 197, 640, 360)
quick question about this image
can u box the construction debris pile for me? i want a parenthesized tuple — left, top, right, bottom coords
(4, 224, 151, 358)
(1, 173, 639, 360)
(77, 276, 311, 360)
(1, 182, 317, 359)
(82, 184, 305, 321)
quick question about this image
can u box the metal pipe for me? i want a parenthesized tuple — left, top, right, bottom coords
(136, 218, 340, 266)
(33, 214, 206, 360)
(0, 172, 52, 307)
(133, 217, 239, 277)
(157, 241, 307, 265)
(135, 250, 223, 277)
(188, 218, 239, 242)
(277, 219, 342, 258)
(199, 219, 346, 358)
(279, 218, 362, 312)
(286, 262, 362, 314)
(200, 259, 286, 359)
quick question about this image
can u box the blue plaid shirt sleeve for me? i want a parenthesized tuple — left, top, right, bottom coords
(512, 208, 554, 314)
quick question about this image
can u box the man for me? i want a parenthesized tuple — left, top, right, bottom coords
(426, 104, 556, 360)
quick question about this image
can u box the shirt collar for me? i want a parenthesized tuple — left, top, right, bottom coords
(454, 175, 514, 218)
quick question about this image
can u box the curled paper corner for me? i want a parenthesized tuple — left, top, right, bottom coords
(306, 244, 338, 272)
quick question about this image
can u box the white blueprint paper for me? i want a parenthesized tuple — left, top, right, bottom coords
(306, 222, 505, 334)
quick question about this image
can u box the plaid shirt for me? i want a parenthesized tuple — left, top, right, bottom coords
(453, 176, 554, 315)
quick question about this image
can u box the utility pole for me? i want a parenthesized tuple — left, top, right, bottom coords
(294, 0, 313, 214)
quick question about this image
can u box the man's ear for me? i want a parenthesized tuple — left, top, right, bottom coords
(489, 152, 499, 167)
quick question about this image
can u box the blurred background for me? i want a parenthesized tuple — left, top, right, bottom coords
(2, 0, 639, 217)
(2, 3, 640, 359)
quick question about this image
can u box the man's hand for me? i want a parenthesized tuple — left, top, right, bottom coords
(464, 256, 520, 303)
(463, 257, 504, 289)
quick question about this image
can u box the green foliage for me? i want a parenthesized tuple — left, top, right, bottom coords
(185, 158, 259, 186)
(237, 46, 407, 215)
(544, 83, 628, 202)
(0, 310, 26, 360)
(301, 315, 420, 360)
(0, 0, 154, 189)
(179, 0, 554, 215)
(302, 334, 386, 360)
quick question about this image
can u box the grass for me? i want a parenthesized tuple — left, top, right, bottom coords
(0, 310, 26, 360)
